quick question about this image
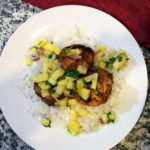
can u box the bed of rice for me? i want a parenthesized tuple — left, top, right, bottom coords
(18, 25, 126, 134)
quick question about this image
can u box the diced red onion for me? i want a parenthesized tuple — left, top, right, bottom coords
(69, 55, 82, 60)
(30, 53, 40, 61)
(99, 118, 105, 124)
(32, 56, 40, 61)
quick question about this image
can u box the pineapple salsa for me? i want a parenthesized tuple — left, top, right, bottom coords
(25, 38, 129, 136)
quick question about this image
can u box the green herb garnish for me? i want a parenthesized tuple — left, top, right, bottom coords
(32, 55, 36, 58)
(70, 89, 77, 95)
(118, 56, 122, 62)
(50, 88, 55, 94)
(48, 54, 53, 59)
(48, 54, 57, 59)
(105, 57, 116, 68)
(45, 80, 52, 86)
(106, 112, 115, 123)
(107, 119, 115, 123)
(107, 112, 112, 116)
(65, 69, 80, 78)
(64, 48, 71, 55)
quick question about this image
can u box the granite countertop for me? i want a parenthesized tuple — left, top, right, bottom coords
(0, 0, 149, 149)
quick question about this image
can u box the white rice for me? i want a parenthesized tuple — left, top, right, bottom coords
(18, 25, 127, 134)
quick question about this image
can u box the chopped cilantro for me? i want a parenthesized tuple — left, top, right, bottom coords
(48, 54, 57, 59)
(45, 80, 52, 86)
(107, 119, 115, 123)
(64, 48, 71, 55)
(50, 88, 55, 94)
(48, 54, 53, 59)
(107, 112, 112, 116)
(118, 56, 122, 62)
(65, 69, 80, 78)
(70, 89, 77, 95)
(105, 57, 116, 68)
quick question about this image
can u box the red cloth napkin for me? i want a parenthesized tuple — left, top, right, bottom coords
(24, 0, 150, 47)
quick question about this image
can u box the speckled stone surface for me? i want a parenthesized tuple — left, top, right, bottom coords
(0, 0, 149, 150)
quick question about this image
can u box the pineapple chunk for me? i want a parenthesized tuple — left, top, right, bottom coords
(63, 89, 70, 96)
(54, 98, 68, 107)
(70, 109, 79, 121)
(38, 82, 50, 90)
(101, 113, 108, 123)
(117, 49, 126, 55)
(67, 120, 81, 136)
(68, 99, 78, 106)
(65, 76, 76, 81)
(78, 109, 88, 116)
(66, 76, 76, 89)
(108, 112, 116, 121)
(69, 49, 81, 55)
(51, 60, 59, 71)
(78, 88, 90, 100)
(52, 69, 65, 79)
(58, 79, 67, 86)
(30, 74, 49, 82)
(26, 56, 33, 66)
(41, 89, 50, 97)
(49, 43, 61, 55)
(43, 43, 52, 50)
(48, 59, 59, 71)
(96, 44, 106, 51)
(40, 118, 51, 127)
(28, 47, 38, 53)
(77, 65, 87, 74)
(42, 58, 49, 73)
(48, 69, 65, 85)
(56, 85, 64, 95)
(113, 54, 127, 70)
(36, 38, 48, 48)
(48, 77, 57, 85)
(98, 61, 105, 69)
(91, 73, 98, 89)
(84, 73, 98, 90)
(43, 42, 61, 55)
(51, 92, 59, 99)
(44, 49, 52, 56)
(76, 79, 85, 89)
(67, 80, 75, 89)
(96, 51, 105, 58)
(84, 74, 93, 82)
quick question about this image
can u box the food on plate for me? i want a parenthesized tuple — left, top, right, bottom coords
(74, 68, 113, 106)
(59, 44, 94, 70)
(34, 83, 56, 106)
(19, 28, 129, 136)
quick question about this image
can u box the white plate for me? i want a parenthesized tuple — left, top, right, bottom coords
(0, 5, 148, 150)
